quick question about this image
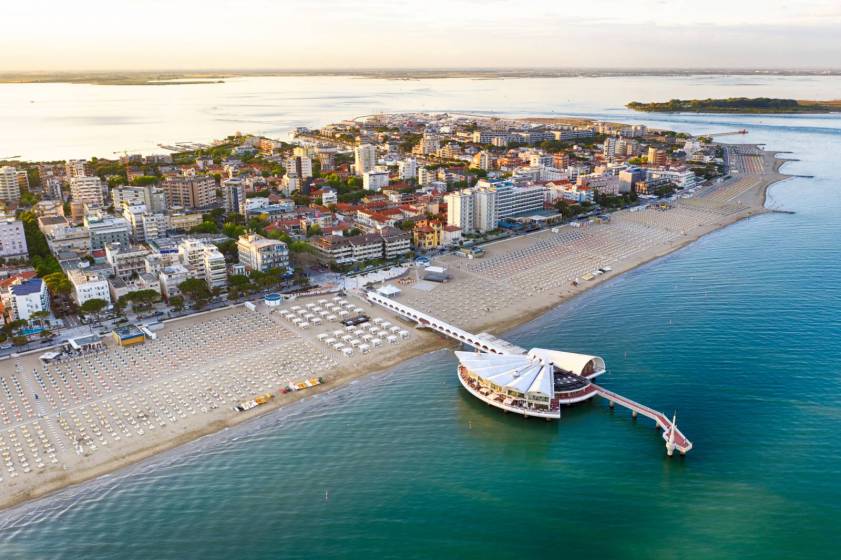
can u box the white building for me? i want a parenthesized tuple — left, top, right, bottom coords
(0, 166, 21, 202)
(112, 186, 166, 213)
(473, 188, 498, 233)
(84, 212, 131, 250)
(320, 188, 338, 206)
(67, 269, 111, 306)
(178, 238, 227, 289)
(222, 178, 247, 215)
(647, 168, 698, 189)
(70, 176, 105, 206)
(444, 190, 474, 233)
(2, 277, 50, 322)
(398, 158, 418, 180)
(105, 243, 149, 280)
(237, 232, 290, 273)
(363, 170, 390, 192)
(65, 159, 90, 178)
(418, 167, 435, 186)
(0, 214, 28, 258)
(285, 155, 313, 180)
(354, 144, 377, 176)
(487, 180, 547, 218)
(158, 264, 190, 300)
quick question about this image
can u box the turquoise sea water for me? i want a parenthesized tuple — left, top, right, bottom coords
(0, 78, 840, 558)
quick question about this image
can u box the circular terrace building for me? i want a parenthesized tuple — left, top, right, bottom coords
(455, 348, 606, 419)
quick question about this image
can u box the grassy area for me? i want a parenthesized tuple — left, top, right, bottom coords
(627, 97, 841, 114)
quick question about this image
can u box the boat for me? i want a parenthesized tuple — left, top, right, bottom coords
(282, 377, 324, 393)
(233, 392, 275, 412)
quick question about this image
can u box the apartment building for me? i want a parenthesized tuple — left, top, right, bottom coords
(0, 214, 28, 258)
(67, 268, 111, 306)
(162, 175, 216, 209)
(236, 232, 290, 273)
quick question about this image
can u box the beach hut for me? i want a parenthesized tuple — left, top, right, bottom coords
(359, 344, 370, 354)
(399, 330, 409, 339)
(386, 335, 398, 344)
(342, 347, 353, 357)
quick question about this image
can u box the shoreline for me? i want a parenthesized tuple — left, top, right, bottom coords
(0, 145, 793, 515)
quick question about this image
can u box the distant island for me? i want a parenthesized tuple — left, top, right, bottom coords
(3, 68, 841, 86)
(627, 97, 841, 114)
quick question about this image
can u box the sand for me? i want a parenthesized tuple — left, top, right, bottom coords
(0, 143, 791, 512)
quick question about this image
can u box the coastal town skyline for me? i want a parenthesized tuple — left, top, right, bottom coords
(2, 0, 841, 71)
(0, 2, 839, 554)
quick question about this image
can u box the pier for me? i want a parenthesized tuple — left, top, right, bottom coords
(364, 290, 692, 456)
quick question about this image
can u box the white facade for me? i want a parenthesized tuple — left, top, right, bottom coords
(0, 166, 21, 202)
(363, 171, 390, 192)
(178, 238, 227, 289)
(444, 190, 474, 233)
(473, 188, 498, 233)
(237, 233, 290, 273)
(0, 215, 28, 258)
(70, 176, 105, 206)
(2, 278, 50, 322)
(354, 144, 377, 175)
(222, 178, 247, 215)
(113, 186, 166, 213)
(398, 158, 418, 180)
(68, 269, 112, 306)
(159, 264, 190, 299)
(418, 167, 435, 186)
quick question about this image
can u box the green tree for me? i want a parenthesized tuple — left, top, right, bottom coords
(79, 298, 109, 321)
(129, 175, 159, 186)
(168, 295, 185, 311)
(178, 278, 212, 308)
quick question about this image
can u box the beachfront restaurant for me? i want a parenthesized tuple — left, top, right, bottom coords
(112, 325, 146, 347)
(455, 351, 559, 417)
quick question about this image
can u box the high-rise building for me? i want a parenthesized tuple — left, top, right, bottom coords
(418, 167, 434, 186)
(69, 176, 105, 206)
(444, 190, 474, 232)
(473, 188, 498, 233)
(222, 178, 246, 215)
(178, 238, 227, 289)
(0, 214, 28, 258)
(317, 147, 337, 172)
(285, 155, 313, 180)
(237, 232, 290, 273)
(419, 134, 440, 155)
(398, 158, 418, 180)
(65, 159, 91, 178)
(647, 147, 668, 167)
(603, 137, 618, 159)
(162, 176, 216, 209)
(354, 144, 377, 176)
(0, 166, 21, 202)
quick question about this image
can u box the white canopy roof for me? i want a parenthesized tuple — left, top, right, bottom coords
(455, 351, 554, 398)
(528, 348, 605, 376)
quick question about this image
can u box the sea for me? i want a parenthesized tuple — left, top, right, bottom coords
(0, 75, 839, 559)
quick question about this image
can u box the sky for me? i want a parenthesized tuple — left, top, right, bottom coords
(2, 0, 840, 71)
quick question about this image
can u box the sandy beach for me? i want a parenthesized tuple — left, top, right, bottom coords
(0, 142, 790, 512)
